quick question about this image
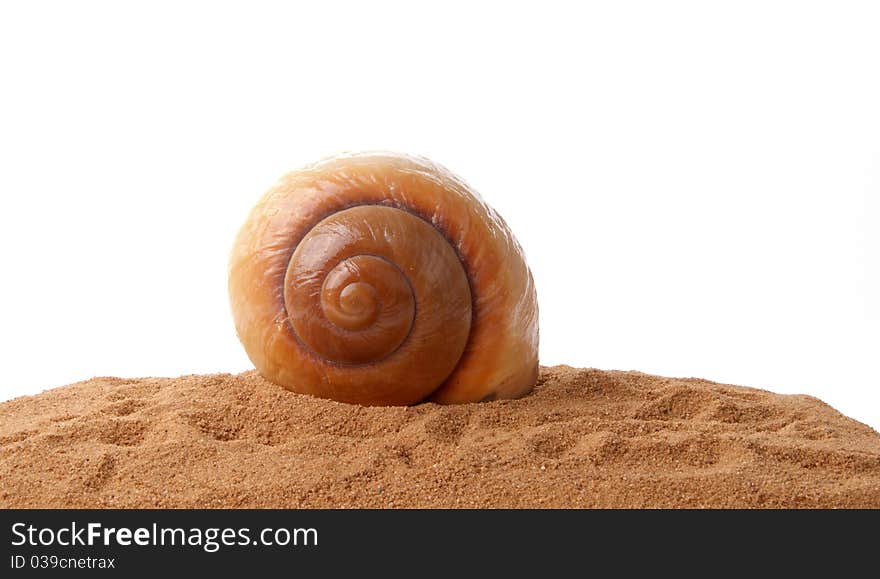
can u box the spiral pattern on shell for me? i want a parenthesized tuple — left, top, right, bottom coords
(229, 152, 539, 405)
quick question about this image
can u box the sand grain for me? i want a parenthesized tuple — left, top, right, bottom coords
(1, 366, 879, 508)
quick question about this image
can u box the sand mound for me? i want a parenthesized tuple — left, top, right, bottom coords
(1, 366, 878, 508)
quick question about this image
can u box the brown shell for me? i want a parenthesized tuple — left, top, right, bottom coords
(228, 152, 538, 405)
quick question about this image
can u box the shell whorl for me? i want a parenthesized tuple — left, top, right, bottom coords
(229, 153, 539, 405)
(284, 204, 471, 373)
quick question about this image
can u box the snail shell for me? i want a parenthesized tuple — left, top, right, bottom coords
(229, 152, 538, 405)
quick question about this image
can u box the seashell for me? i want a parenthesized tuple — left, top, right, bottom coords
(229, 152, 538, 405)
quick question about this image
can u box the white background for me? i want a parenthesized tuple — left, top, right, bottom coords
(1, 1, 877, 430)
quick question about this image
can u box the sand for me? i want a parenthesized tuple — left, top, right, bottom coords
(1, 366, 879, 508)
